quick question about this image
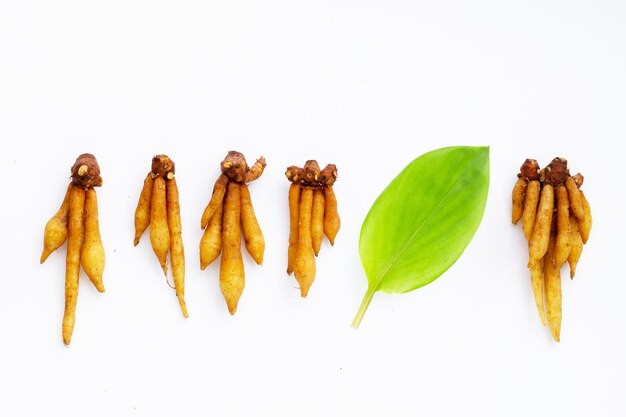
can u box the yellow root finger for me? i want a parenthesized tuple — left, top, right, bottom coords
(166, 177, 188, 318)
(41, 183, 73, 263)
(578, 190, 592, 244)
(201, 174, 228, 230)
(529, 259, 546, 326)
(521, 180, 540, 241)
(568, 214, 583, 279)
(240, 184, 265, 265)
(323, 187, 340, 246)
(150, 176, 169, 275)
(200, 200, 223, 269)
(511, 177, 526, 224)
(134, 173, 154, 246)
(81, 188, 106, 293)
(244, 156, 267, 183)
(287, 184, 301, 275)
(295, 187, 316, 297)
(565, 176, 584, 221)
(528, 184, 554, 267)
(555, 186, 571, 268)
(544, 231, 562, 342)
(220, 182, 245, 315)
(311, 188, 325, 256)
(63, 186, 86, 346)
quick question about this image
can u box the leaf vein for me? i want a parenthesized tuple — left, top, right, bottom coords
(371, 154, 483, 292)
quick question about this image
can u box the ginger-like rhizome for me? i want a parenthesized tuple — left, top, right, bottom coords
(512, 157, 592, 342)
(134, 154, 188, 318)
(286, 161, 340, 297)
(200, 151, 266, 315)
(41, 153, 105, 346)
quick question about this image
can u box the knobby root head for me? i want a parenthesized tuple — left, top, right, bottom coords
(71, 153, 102, 188)
(285, 166, 304, 184)
(302, 160, 321, 185)
(519, 159, 540, 181)
(220, 151, 266, 183)
(320, 164, 338, 187)
(151, 154, 175, 178)
(221, 151, 249, 183)
(286, 161, 338, 188)
(542, 157, 569, 186)
(572, 173, 584, 188)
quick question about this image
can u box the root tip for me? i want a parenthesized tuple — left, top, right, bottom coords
(40, 251, 50, 264)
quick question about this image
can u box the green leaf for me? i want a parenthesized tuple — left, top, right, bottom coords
(352, 146, 490, 328)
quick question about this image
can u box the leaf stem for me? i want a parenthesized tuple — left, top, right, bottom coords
(351, 288, 376, 329)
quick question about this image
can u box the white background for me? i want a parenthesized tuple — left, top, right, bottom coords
(1, 1, 624, 416)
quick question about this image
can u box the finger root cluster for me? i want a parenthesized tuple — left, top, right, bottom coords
(285, 160, 340, 298)
(512, 157, 592, 342)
